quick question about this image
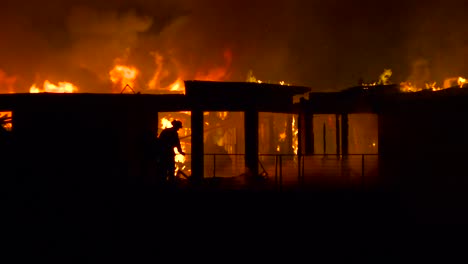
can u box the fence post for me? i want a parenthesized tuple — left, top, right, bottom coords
(361, 154, 365, 190)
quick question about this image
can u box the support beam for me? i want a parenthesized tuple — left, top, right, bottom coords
(341, 113, 349, 155)
(244, 109, 259, 176)
(300, 98, 314, 155)
(336, 114, 341, 156)
(298, 113, 303, 156)
(191, 108, 204, 183)
(305, 111, 314, 154)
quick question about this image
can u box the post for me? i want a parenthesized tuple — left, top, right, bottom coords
(244, 109, 259, 177)
(305, 109, 314, 155)
(336, 114, 341, 156)
(297, 113, 303, 188)
(298, 113, 303, 156)
(191, 108, 204, 184)
(300, 98, 314, 155)
(341, 113, 349, 156)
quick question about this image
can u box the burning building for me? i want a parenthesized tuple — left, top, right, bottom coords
(2, 75, 468, 209)
(0, 81, 308, 189)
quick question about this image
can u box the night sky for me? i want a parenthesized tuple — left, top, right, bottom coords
(1, 0, 468, 92)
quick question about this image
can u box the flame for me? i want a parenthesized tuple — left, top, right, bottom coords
(148, 49, 231, 94)
(29, 80, 78, 93)
(161, 117, 173, 129)
(147, 52, 186, 93)
(401, 76, 467, 92)
(279, 132, 286, 141)
(169, 78, 185, 92)
(109, 64, 138, 92)
(29, 85, 41, 93)
(458, 77, 467, 88)
(399, 82, 417, 92)
(174, 143, 186, 164)
(292, 116, 299, 155)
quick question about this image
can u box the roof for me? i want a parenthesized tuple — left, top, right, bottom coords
(0, 81, 311, 113)
(184, 80, 310, 98)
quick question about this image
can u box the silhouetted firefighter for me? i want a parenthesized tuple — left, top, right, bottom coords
(157, 120, 185, 185)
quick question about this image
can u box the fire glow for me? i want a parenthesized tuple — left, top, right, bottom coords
(29, 80, 78, 93)
(400, 76, 467, 92)
(109, 64, 138, 93)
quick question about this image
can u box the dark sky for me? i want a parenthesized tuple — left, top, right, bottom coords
(1, 0, 468, 92)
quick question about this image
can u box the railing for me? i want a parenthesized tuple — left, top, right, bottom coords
(179, 153, 379, 190)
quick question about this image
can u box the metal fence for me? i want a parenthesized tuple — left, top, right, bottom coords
(178, 153, 379, 190)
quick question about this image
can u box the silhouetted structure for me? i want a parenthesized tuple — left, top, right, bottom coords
(2, 80, 468, 211)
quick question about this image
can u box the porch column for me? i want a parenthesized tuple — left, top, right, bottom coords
(191, 108, 204, 183)
(341, 113, 349, 155)
(336, 114, 341, 156)
(244, 108, 259, 176)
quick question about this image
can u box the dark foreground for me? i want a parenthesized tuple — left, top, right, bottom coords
(4, 179, 467, 261)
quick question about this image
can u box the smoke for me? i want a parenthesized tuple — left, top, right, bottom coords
(0, 70, 17, 93)
(0, 0, 297, 93)
(64, 6, 153, 92)
(1, 0, 468, 93)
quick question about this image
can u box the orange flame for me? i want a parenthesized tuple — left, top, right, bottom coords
(109, 64, 138, 92)
(169, 78, 185, 92)
(401, 76, 467, 92)
(161, 117, 173, 129)
(458, 77, 467, 88)
(30, 80, 78, 93)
